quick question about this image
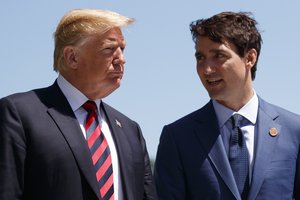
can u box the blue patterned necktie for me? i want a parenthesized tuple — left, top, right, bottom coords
(229, 114, 249, 199)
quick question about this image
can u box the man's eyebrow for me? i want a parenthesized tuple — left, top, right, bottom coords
(102, 40, 118, 45)
(209, 49, 226, 53)
(195, 48, 226, 55)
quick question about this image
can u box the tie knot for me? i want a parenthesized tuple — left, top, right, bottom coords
(231, 114, 243, 128)
(82, 100, 97, 112)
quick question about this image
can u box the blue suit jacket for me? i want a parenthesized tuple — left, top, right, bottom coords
(154, 98, 300, 200)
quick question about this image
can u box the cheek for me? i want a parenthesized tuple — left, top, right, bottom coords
(102, 59, 114, 69)
(94, 60, 110, 72)
(196, 68, 206, 83)
(196, 65, 204, 77)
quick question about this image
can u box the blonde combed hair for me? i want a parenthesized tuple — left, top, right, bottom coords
(53, 9, 134, 72)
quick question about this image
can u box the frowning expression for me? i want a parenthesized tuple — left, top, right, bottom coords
(68, 27, 127, 99)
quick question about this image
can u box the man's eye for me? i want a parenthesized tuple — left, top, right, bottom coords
(105, 47, 115, 50)
(215, 53, 225, 59)
(101, 47, 116, 54)
(196, 55, 204, 61)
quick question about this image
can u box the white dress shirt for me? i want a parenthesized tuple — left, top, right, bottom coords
(212, 91, 258, 182)
(57, 75, 123, 200)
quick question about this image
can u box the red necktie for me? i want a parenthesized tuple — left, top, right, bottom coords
(82, 101, 114, 200)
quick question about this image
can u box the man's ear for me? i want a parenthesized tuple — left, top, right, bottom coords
(245, 48, 257, 69)
(63, 46, 78, 69)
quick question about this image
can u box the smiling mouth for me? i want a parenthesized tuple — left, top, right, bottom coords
(207, 78, 222, 85)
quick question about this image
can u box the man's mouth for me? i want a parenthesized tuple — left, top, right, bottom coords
(207, 78, 222, 85)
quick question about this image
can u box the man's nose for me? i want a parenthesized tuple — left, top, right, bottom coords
(199, 60, 216, 75)
(114, 47, 126, 64)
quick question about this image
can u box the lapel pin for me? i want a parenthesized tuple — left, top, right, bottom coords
(269, 127, 278, 137)
(115, 119, 122, 128)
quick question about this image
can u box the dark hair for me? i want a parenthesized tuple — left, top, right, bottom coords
(190, 12, 262, 80)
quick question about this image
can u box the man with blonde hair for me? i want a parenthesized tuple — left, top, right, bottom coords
(0, 9, 157, 200)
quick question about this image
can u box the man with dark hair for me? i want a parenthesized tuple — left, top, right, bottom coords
(154, 11, 300, 199)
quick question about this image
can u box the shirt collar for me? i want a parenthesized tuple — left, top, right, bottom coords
(212, 90, 258, 128)
(57, 74, 101, 112)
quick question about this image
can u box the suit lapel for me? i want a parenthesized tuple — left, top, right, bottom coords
(44, 82, 101, 199)
(209, 135, 241, 200)
(248, 99, 281, 200)
(101, 103, 135, 200)
(194, 102, 241, 200)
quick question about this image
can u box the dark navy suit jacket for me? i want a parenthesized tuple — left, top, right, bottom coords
(0, 81, 157, 200)
(154, 98, 300, 200)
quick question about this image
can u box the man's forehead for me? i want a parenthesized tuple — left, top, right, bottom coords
(196, 36, 234, 50)
(84, 30, 125, 44)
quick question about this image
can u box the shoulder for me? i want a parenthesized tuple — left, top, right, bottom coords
(0, 90, 38, 112)
(0, 83, 57, 106)
(101, 102, 140, 128)
(166, 101, 214, 128)
(259, 97, 300, 120)
(160, 101, 217, 139)
(259, 97, 300, 137)
(102, 102, 133, 120)
(0, 83, 60, 117)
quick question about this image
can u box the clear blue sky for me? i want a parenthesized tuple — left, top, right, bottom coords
(1, 0, 300, 158)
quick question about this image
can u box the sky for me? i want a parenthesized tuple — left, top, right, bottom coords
(1, 0, 300, 159)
